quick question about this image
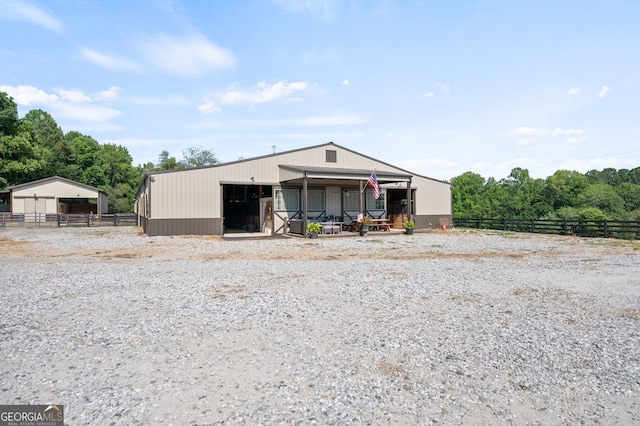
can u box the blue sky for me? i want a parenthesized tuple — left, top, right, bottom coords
(1, 0, 639, 181)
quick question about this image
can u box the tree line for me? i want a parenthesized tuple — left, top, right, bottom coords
(451, 167, 640, 221)
(0, 92, 218, 212)
(3, 91, 638, 219)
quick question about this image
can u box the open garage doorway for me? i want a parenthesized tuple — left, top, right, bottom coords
(58, 198, 100, 214)
(222, 184, 272, 233)
(386, 188, 414, 228)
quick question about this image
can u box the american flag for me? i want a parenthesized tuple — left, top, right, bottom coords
(368, 170, 380, 199)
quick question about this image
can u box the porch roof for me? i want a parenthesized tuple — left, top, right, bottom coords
(279, 165, 412, 185)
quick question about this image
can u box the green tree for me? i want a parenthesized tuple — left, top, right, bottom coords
(577, 183, 625, 218)
(577, 207, 608, 221)
(554, 206, 579, 220)
(101, 143, 137, 187)
(157, 150, 182, 170)
(544, 170, 589, 210)
(451, 172, 491, 217)
(614, 183, 640, 213)
(23, 109, 68, 179)
(101, 143, 140, 212)
(107, 182, 135, 213)
(181, 146, 218, 168)
(0, 97, 47, 187)
(65, 131, 109, 187)
(496, 168, 551, 218)
(0, 92, 19, 136)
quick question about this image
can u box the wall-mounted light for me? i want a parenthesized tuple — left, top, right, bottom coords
(251, 176, 255, 183)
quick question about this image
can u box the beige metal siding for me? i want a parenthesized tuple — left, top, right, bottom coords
(143, 144, 452, 223)
(413, 176, 451, 215)
(13, 180, 99, 199)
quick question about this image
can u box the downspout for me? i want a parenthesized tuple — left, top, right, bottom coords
(303, 172, 308, 235)
(359, 179, 364, 218)
(407, 178, 413, 223)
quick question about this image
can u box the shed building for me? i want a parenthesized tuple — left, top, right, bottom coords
(1, 176, 108, 219)
(135, 142, 451, 236)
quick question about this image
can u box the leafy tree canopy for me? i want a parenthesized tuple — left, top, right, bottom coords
(452, 167, 640, 221)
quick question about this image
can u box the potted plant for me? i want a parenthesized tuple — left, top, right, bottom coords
(360, 216, 372, 236)
(307, 222, 322, 238)
(403, 219, 415, 235)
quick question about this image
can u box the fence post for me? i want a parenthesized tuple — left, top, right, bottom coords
(531, 219, 535, 233)
(502, 218, 507, 231)
(20, 213, 24, 227)
(477, 218, 482, 229)
(563, 218, 568, 235)
(603, 220, 608, 238)
(57, 214, 61, 227)
(114, 214, 118, 226)
(86, 213, 91, 227)
(1, 213, 4, 227)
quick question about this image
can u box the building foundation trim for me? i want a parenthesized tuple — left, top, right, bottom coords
(143, 217, 223, 236)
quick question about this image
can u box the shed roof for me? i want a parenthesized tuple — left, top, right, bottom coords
(5, 176, 107, 195)
(279, 165, 412, 183)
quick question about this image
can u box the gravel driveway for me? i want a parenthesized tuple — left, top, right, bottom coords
(1, 227, 639, 425)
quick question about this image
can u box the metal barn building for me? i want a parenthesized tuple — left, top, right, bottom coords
(134, 142, 452, 237)
(0, 176, 108, 219)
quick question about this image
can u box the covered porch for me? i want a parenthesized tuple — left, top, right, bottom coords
(275, 166, 414, 235)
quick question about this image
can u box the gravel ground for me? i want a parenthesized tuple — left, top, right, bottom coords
(1, 226, 639, 425)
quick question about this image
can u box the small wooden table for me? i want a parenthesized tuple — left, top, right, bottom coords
(369, 219, 391, 231)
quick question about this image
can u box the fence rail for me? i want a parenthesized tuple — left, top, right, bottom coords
(0, 213, 138, 228)
(453, 217, 640, 239)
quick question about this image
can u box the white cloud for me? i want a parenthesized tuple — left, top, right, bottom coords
(565, 137, 586, 144)
(0, 84, 58, 105)
(240, 112, 367, 126)
(510, 127, 547, 145)
(597, 85, 611, 98)
(81, 48, 141, 72)
(509, 126, 586, 145)
(422, 92, 435, 97)
(552, 128, 583, 136)
(0, 84, 121, 123)
(342, 80, 349, 86)
(138, 34, 236, 77)
(568, 87, 580, 95)
(0, 0, 64, 32)
(96, 86, 122, 100)
(52, 103, 122, 122)
(57, 89, 91, 103)
(198, 100, 221, 114)
(221, 81, 309, 106)
(434, 82, 450, 92)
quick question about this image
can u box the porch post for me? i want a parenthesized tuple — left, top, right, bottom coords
(407, 178, 412, 222)
(303, 173, 308, 234)
(359, 180, 364, 217)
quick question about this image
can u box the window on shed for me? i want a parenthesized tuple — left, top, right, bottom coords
(308, 189, 325, 210)
(275, 188, 299, 210)
(366, 189, 386, 210)
(343, 190, 360, 210)
(326, 150, 337, 163)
